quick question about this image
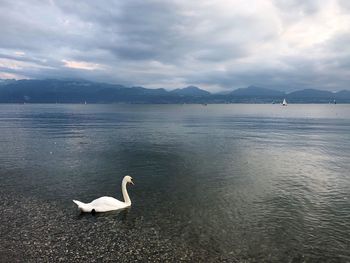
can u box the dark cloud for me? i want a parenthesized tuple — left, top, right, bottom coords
(0, 0, 349, 92)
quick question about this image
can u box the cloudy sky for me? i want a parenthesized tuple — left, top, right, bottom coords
(1, 0, 350, 92)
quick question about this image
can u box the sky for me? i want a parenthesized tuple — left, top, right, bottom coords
(0, 0, 350, 92)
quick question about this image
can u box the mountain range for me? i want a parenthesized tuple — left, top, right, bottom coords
(0, 79, 349, 103)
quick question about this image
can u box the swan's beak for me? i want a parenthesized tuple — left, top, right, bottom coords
(130, 179, 134, 185)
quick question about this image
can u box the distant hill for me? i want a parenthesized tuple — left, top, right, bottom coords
(0, 79, 16, 85)
(170, 86, 211, 96)
(287, 89, 334, 102)
(281, 88, 350, 103)
(0, 79, 210, 103)
(335, 90, 350, 102)
(230, 86, 285, 97)
(0, 79, 125, 103)
(0, 79, 349, 103)
(288, 89, 334, 98)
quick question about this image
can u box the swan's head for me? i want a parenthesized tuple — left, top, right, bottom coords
(124, 175, 134, 185)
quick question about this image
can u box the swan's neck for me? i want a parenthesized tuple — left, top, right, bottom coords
(122, 180, 131, 205)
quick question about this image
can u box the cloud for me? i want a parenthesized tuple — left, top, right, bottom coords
(62, 60, 102, 71)
(0, 0, 349, 92)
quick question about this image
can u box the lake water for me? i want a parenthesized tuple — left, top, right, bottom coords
(0, 104, 349, 262)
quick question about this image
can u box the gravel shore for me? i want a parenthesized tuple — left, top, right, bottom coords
(0, 193, 240, 263)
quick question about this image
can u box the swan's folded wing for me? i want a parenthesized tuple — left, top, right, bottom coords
(90, 196, 126, 212)
(73, 200, 93, 212)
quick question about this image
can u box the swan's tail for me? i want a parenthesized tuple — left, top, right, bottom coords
(73, 200, 90, 212)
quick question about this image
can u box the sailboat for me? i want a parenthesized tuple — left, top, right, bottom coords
(282, 98, 287, 106)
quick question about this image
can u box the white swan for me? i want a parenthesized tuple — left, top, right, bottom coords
(73, 175, 134, 213)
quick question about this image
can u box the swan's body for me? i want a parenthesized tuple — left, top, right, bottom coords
(73, 197, 128, 213)
(73, 175, 134, 213)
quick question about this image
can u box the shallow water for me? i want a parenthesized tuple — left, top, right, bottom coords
(0, 104, 349, 262)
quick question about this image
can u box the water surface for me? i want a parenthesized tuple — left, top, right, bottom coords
(0, 104, 349, 262)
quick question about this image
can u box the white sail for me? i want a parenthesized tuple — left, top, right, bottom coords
(282, 98, 287, 106)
